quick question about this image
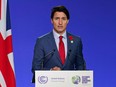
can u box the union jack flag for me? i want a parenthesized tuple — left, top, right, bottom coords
(0, 0, 16, 87)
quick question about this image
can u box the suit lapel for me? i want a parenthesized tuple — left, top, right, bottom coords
(47, 32, 63, 65)
(67, 33, 72, 54)
(63, 32, 73, 67)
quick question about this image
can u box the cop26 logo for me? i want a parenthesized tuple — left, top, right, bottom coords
(72, 75, 81, 84)
(38, 76, 48, 84)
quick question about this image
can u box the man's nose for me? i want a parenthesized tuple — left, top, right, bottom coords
(58, 19, 63, 25)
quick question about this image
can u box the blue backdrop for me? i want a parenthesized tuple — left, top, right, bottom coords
(9, 0, 116, 87)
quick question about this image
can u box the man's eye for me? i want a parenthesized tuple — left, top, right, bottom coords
(62, 18, 67, 20)
(54, 18, 59, 20)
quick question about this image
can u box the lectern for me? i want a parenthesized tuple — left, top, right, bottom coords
(35, 70, 93, 87)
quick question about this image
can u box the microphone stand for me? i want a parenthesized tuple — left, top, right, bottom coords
(40, 49, 55, 70)
(40, 58, 44, 70)
(32, 49, 55, 83)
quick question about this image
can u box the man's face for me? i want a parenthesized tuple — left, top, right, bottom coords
(51, 12, 69, 35)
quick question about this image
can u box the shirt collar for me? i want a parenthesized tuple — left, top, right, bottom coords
(53, 29, 67, 39)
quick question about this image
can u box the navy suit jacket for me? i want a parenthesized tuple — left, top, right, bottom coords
(31, 31, 86, 82)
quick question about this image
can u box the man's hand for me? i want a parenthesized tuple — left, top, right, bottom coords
(51, 66, 61, 70)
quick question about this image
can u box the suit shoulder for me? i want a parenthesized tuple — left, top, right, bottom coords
(34, 32, 52, 45)
(37, 32, 52, 40)
(67, 32, 81, 40)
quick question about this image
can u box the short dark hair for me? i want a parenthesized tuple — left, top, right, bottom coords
(51, 6, 70, 20)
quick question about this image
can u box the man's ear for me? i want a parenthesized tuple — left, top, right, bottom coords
(67, 20, 69, 24)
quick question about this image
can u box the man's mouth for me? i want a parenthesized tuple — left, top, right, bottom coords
(58, 26, 63, 28)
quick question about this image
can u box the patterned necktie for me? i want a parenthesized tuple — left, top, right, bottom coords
(59, 36, 65, 64)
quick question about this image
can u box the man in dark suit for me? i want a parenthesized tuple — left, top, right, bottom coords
(31, 6, 86, 83)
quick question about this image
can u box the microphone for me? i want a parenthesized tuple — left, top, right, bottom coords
(68, 49, 71, 56)
(67, 49, 73, 65)
(40, 49, 55, 70)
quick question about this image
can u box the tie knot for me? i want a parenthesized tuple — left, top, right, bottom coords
(59, 36, 63, 40)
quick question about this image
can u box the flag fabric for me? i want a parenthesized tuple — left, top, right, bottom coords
(0, 0, 16, 87)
